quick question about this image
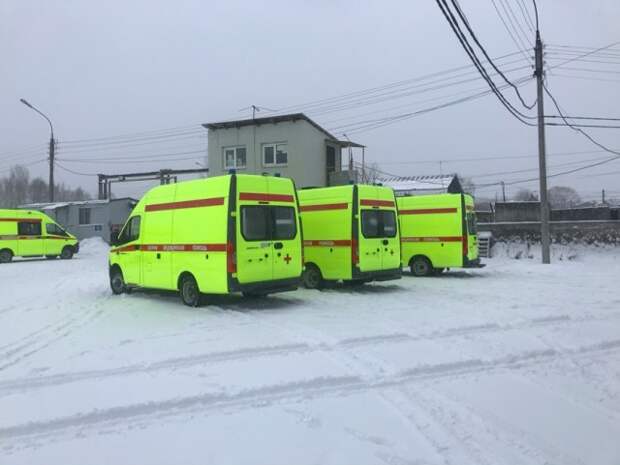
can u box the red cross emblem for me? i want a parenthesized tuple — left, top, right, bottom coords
(283, 253, 292, 264)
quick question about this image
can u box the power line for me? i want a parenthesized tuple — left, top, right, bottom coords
(490, 0, 532, 62)
(449, 0, 535, 109)
(435, 0, 536, 126)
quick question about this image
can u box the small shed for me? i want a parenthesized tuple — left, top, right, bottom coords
(19, 198, 137, 243)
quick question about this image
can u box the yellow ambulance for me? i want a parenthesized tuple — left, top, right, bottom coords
(298, 184, 401, 288)
(0, 209, 79, 263)
(397, 193, 483, 276)
(108, 173, 303, 306)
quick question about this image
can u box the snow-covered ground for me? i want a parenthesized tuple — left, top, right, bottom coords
(1, 239, 619, 465)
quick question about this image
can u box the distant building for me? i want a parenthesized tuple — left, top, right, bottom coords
(379, 174, 463, 196)
(19, 198, 137, 243)
(203, 113, 364, 188)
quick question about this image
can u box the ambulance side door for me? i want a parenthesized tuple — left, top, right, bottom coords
(16, 220, 44, 256)
(113, 216, 143, 286)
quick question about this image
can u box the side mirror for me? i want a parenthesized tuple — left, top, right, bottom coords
(110, 231, 119, 246)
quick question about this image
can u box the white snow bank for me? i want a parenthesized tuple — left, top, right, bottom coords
(77, 237, 110, 257)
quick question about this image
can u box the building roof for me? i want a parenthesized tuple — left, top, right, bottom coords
(19, 197, 137, 211)
(203, 112, 364, 147)
(378, 174, 463, 195)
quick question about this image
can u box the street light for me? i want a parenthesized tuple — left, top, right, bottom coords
(20, 98, 55, 202)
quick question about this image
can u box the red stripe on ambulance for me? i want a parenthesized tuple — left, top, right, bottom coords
(401, 236, 463, 243)
(303, 239, 352, 247)
(112, 243, 228, 253)
(360, 199, 395, 207)
(299, 203, 348, 212)
(399, 208, 457, 215)
(145, 197, 225, 212)
(0, 217, 42, 223)
(239, 192, 295, 203)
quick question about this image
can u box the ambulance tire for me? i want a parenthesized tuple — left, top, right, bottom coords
(302, 264, 323, 289)
(60, 246, 74, 260)
(0, 249, 13, 264)
(180, 274, 202, 307)
(410, 256, 433, 277)
(110, 267, 126, 295)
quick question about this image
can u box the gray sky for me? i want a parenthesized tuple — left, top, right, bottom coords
(1, 0, 619, 202)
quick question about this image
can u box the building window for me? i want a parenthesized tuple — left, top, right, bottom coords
(224, 147, 246, 169)
(79, 208, 91, 225)
(263, 143, 288, 167)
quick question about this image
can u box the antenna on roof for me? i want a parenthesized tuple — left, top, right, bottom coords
(238, 104, 278, 119)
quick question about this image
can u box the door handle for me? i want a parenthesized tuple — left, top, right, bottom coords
(156, 253, 161, 259)
(273, 242, 283, 250)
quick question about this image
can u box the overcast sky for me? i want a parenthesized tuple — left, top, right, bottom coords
(1, 0, 619, 202)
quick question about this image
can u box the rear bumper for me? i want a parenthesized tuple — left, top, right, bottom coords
(463, 257, 485, 268)
(74, 242, 80, 254)
(228, 276, 300, 294)
(351, 267, 402, 282)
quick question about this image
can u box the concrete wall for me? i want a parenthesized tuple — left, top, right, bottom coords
(551, 206, 617, 221)
(478, 221, 620, 244)
(207, 119, 341, 188)
(494, 202, 544, 222)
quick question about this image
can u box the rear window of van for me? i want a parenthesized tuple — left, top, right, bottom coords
(241, 206, 297, 241)
(361, 210, 396, 238)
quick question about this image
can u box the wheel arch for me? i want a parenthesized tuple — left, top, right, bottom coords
(177, 271, 197, 291)
(409, 254, 433, 268)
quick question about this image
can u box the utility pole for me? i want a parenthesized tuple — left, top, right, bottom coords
(602, 189, 606, 204)
(500, 180, 506, 202)
(20, 98, 55, 202)
(534, 30, 551, 264)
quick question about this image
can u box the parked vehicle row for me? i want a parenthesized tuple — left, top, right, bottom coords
(0, 173, 483, 306)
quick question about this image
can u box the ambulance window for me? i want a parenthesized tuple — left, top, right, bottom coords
(46, 223, 69, 236)
(18, 221, 41, 236)
(118, 216, 141, 244)
(361, 211, 380, 238)
(241, 206, 270, 241)
(382, 211, 397, 237)
(466, 213, 477, 234)
(272, 207, 296, 240)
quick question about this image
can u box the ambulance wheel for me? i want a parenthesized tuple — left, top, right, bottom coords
(60, 246, 74, 260)
(410, 256, 432, 277)
(0, 249, 13, 264)
(180, 274, 202, 307)
(302, 264, 323, 289)
(110, 267, 126, 295)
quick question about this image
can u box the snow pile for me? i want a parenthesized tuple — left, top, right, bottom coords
(1, 240, 620, 465)
(77, 237, 110, 257)
(491, 240, 620, 262)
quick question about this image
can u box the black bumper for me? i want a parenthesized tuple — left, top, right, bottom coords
(463, 257, 485, 268)
(351, 267, 402, 282)
(74, 242, 80, 254)
(228, 276, 300, 294)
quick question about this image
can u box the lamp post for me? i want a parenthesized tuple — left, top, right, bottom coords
(20, 98, 55, 202)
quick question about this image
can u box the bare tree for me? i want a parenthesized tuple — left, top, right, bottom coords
(548, 186, 581, 209)
(513, 188, 538, 201)
(0, 164, 91, 207)
(460, 176, 476, 195)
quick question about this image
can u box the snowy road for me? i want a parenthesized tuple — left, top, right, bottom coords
(1, 239, 619, 465)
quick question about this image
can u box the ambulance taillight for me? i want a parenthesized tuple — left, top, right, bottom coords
(227, 242, 237, 273)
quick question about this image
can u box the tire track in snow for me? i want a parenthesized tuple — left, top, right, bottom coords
(1, 339, 618, 447)
(0, 292, 110, 372)
(1, 311, 618, 393)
